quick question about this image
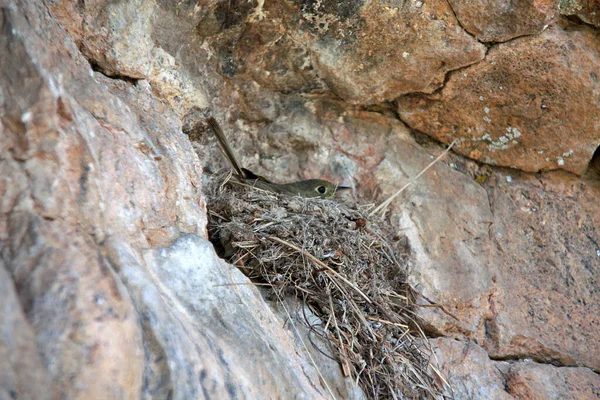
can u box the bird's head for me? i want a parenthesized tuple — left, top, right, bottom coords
(282, 179, 350, 199)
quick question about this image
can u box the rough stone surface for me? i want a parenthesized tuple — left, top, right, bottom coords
(505, 361, 600, 399)
(408, 162, 600, 370)
(297, 0, 486, 104)
(430, 338, 513, 399)
(485, 171, 600, 369)
(448, 0, 558, 42)
(432, 338, 600, 399)
(559, 0, 600, 27)
(214, 99, 600, 372)
(0, 263, 59, 400)
(103, 234, 359, 399)
(0, 1, 356, 398)
(59, 0, 487, 109)
(2, 0, 599, 398)
(397, 23, 600, 175)
(46, 0, 210, 115)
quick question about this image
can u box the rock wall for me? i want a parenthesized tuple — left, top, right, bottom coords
(0, 1, 354, 398)
(1, 0, 599, 399)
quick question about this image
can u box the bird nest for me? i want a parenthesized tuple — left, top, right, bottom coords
(205, 173, 442, 399)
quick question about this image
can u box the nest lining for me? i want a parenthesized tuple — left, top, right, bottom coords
(205, 173, 442, 399)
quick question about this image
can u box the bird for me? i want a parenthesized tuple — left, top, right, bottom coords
(206, 117, 349, 198)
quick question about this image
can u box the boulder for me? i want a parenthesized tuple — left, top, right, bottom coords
(397, 23, 600, 175)
(447, 0, 558, 42)
(432, 338, 600, 399)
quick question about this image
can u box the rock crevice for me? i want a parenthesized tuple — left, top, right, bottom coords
(1, 0, 599, 398)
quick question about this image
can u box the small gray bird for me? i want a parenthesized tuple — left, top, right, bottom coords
(207, 117, 349, 198)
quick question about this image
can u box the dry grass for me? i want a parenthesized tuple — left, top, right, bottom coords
(205, 173, 445, 399)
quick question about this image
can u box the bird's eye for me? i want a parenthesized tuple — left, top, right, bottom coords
(316, 186, 326, 194)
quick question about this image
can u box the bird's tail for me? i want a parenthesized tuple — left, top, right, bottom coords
(206, 117, 247, 178)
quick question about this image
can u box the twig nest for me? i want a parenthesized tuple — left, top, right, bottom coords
(205, 173, 442, 399)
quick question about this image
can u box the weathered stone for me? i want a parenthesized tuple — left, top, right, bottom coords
(485, 171, 600, 369)
(4, 214, 145, 400)
(406, 163, 600, 370)
(102, 234, 359, 399)
(46, 0, 487, 109)
(219, 0, 328, 95)
(448, 0, 558, 42)
(46, 0, 210, 115)
(297, 0, 486, 104)
(432, 338, 600, 400)
(505, 361, 600, 399)
(3, 0, 600, 397)
(0, 262, 59, 400)
(559, 0, 600, 27)
(0, 1, 356, 398)
(397, 23, 600, 175)
(430, 338, 513, 399)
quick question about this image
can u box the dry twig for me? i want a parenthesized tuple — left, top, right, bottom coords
(369, 140, 457, 218)
(205, 172, 446, 399)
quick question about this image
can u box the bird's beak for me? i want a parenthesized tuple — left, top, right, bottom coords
(335, 186, 351, 192)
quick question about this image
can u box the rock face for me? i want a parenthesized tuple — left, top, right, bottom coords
(485, 171, 600, 369)
(297, 0, 487, 104)
(394, 139, 600, 370)
(397, 23, 600, 175)
(560, 0, 600, 27)
(2, 0, 599, 399)
(260, 105, 600, 374)
(432, 338, 600, 400)
(0, 2, 355, 398)
(447, 0, 558, 42)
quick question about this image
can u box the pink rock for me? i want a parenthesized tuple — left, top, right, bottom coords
(302, 0, 486, 104)
(431, 338, 600, 399)
(397, 23, 600, 175)
(448, 0, 558, 42)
